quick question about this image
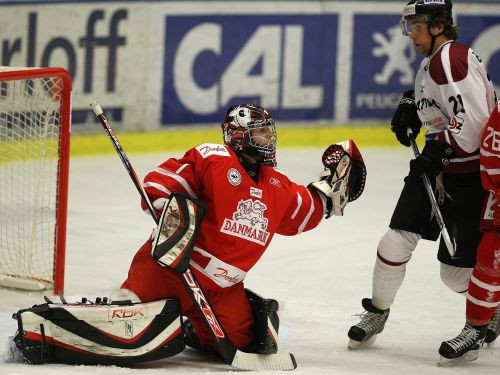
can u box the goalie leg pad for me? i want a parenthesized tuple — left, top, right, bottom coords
(243, 289, 280, 354)
(12, 298, 184, 365)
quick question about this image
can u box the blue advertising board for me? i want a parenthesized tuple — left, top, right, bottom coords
(162, 14, 338, 125)
(350, 14, 420, 119)
(458, 15, 500, 87)
(1, 1, 497, 129)
(350, 14, 500, 120)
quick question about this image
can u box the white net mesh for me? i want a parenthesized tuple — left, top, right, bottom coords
(0, 67, 66, 290)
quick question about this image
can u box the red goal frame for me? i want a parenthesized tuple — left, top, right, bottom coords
(0, 67, 71, 295)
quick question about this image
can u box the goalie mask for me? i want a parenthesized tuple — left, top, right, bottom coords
(221, 104, 277, 167)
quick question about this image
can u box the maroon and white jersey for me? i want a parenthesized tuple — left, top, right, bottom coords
(141, 143, 325, 290)
(480, 100, 500, 231)
(414, 41, 496, 173)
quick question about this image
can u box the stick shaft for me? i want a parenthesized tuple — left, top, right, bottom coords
(91, 102, 159, 223)
(409, 137, 455, 257)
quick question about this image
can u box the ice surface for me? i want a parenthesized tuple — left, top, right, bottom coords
(1, 148, 498, 374)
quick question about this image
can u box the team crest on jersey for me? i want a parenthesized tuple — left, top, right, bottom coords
(227, 168, 242, 186)
(220, 199, 270, 246)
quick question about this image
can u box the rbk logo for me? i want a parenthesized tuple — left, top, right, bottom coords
(110, 307, 145, 319)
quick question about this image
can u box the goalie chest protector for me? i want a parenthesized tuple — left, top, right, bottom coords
(12, 298, 184, 365)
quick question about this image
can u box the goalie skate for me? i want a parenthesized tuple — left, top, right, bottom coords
(438, 323, 487, 366)
(347, 298, 389, 350)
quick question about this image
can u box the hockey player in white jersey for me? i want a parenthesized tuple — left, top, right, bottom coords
(347, 0, 497, 360)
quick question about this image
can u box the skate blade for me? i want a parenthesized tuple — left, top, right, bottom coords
(348, 334, 377, 350)
(486, 339, 497, 347)
(437, 350, 479, 366)
(485, 333, 498, 346)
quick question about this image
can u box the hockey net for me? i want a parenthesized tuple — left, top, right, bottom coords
(0, 67, 71, 294)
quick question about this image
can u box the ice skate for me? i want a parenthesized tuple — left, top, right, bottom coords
(438, 323, 487, 366)
(485, 305, 500, 345)
(348, 298, 390, 349)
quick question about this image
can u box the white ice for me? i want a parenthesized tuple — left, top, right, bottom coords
(1, 148, 498, 374)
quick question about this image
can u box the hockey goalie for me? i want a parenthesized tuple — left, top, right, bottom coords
(10, 103, 366, 369)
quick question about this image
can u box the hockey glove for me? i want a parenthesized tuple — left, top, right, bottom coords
(406, 140, 455, 183)
(391, 90, 422, 147)
(310, 140, 366, 218)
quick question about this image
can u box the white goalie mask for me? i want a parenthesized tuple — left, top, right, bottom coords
(221, 104, 277, 166)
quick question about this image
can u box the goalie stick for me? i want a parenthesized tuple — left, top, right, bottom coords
(407, 130, 456, 257)
(91, 102, 297, 371)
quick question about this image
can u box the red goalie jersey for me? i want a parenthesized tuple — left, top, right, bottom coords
(141, 143, 325, 290)
(480, 100, 500, 232)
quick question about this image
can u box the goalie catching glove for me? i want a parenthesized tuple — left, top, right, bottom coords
(310, 140, 367, 218)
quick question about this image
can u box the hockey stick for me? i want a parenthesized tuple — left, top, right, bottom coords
(90, 102, 157, 221)
(407, 131, 456, 257)
(91, 102, 297, 371)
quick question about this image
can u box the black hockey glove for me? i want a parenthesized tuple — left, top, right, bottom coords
(406, 140, 455, 183)
(391, 90, 422, 147)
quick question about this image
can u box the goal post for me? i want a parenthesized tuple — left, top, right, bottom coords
(0, 67, 72, 295)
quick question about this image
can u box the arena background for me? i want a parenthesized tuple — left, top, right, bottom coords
(0, 0, 499, 154)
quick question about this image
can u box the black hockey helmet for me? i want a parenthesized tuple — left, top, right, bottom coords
(221, 104, 277, 166)
(400, 0, 454, 36)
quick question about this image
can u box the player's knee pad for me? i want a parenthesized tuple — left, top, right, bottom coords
(243, 289, 280, 355)
(440, 263, 473, 294)
(11, 297, 183, 365)
(376, 229, 420, 268)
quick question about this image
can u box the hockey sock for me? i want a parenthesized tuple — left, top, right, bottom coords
(466, 232, 500, 326)
(466, 268, 500, 326)
(372, 229, 419, 310)
(372, 258, 406, 310)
